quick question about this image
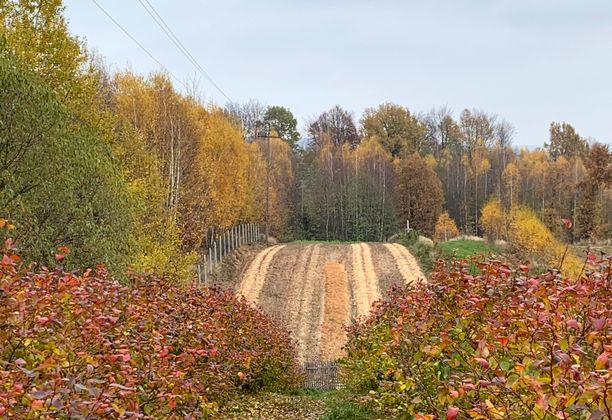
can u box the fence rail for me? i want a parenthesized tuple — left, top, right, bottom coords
(197, 223, 261, 284)
(303, 360, 340, 390)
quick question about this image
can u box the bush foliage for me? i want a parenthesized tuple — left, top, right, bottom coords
(0, 234, 301, 418)
(342, 255, 611, 419)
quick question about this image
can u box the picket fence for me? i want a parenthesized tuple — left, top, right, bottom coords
(197, 223, 261, 283)
(303, 360, 341, 390)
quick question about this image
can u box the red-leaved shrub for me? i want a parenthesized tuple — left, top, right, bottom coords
(0, 237, 301, 418)
(343, 256, 611, 419)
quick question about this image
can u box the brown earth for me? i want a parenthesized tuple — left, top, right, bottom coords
(236, 242, 424, 362)
(320, 262, 350, 361)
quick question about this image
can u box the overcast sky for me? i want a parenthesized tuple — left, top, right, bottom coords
(64, 0, 612, 147)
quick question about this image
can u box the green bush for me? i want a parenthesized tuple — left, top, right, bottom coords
(0, 41, 136, 276)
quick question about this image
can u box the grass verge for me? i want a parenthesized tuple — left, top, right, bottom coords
(288, 389, 375, 420)
(437, 239, 502, 259)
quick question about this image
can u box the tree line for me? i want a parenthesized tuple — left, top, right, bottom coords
(1, 0, 610, 281)
(0, 0, 291, 279)
(227, 101, 612, 243)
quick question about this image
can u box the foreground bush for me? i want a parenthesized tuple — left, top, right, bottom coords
(342, 256, 611, 419)
(0, 241, 301, 418)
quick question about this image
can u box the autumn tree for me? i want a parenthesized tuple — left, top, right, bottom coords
(298, 136, 395, 241)
(308, 105, 360, 148)
(546, 122, 588, 161)
(575, 143, 612, 240)
(480, 197, 506, 241)
(394, 153, 444, 237)
(224, 99, 266, 140)
(434, 212, 459, 241)
(360, 102, 426, 157)
(502, 162, 521, 210)
(263, 105, 300, 149)
(246, 136, 295, 238)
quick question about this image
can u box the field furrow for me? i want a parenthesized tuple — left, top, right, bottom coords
(350, 244, 371, 318)
(384, 243, 425, 284)
(238, 245, 285, 303)
(237, 242, 423, 362)
(320, 262, 350, 361)
(360, 243, 381, 305)
(294, 245, 324, 362)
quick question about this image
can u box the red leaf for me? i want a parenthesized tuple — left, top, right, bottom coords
(158, 348, 169, 358)
(595, 351, 609, 369)
(590, 317, 606, 331)
(474, 357, 490, 369)
(35, 316, 50, 326)
(1, 254, 13, 266)
(446, 406, 459, 420)
(566, 319, 581, 329)
(55, 253, 65, 262)
(561, 218, 573, 229)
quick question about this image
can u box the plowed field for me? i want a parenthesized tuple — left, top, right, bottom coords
(237, 243, 424, 362)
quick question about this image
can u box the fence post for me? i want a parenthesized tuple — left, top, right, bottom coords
(220, 232, 224, 259)
(202, 256, 207, 284)
(209, 247, 212, 273)
(197, 264, 202, 283)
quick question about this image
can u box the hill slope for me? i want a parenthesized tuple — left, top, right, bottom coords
(237, 243, 424, 362)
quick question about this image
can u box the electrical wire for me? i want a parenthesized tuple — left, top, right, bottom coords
(137, 0, 232, 102)
(89, 0, 189, 90)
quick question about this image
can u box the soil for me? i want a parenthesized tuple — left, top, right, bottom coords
(236, 242, 424, 362)
(383, 243, 426, 284)
(320, 262, 350, 361)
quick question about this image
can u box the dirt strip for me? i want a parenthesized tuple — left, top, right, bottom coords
(294, 244, 324, 362)
(383, 243, 426, 284)
(259, 244, 314, 325)
(350, 244, 371, 318)
(350, 243, 380, 319)
(370, 243, 405, 297)
(320, 262, 350, 361)
(237, 245, 285, 303)
(360, 243, 381, 305)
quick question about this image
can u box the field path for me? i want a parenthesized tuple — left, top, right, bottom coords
(237, 242, 423, 362)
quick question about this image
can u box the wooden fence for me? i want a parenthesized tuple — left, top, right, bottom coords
(197, 223, 261, 284)
(303, 360, 341, 390)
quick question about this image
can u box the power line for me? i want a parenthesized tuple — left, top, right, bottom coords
(89, 0, 188, 90)
(137, 0, 232, 103)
